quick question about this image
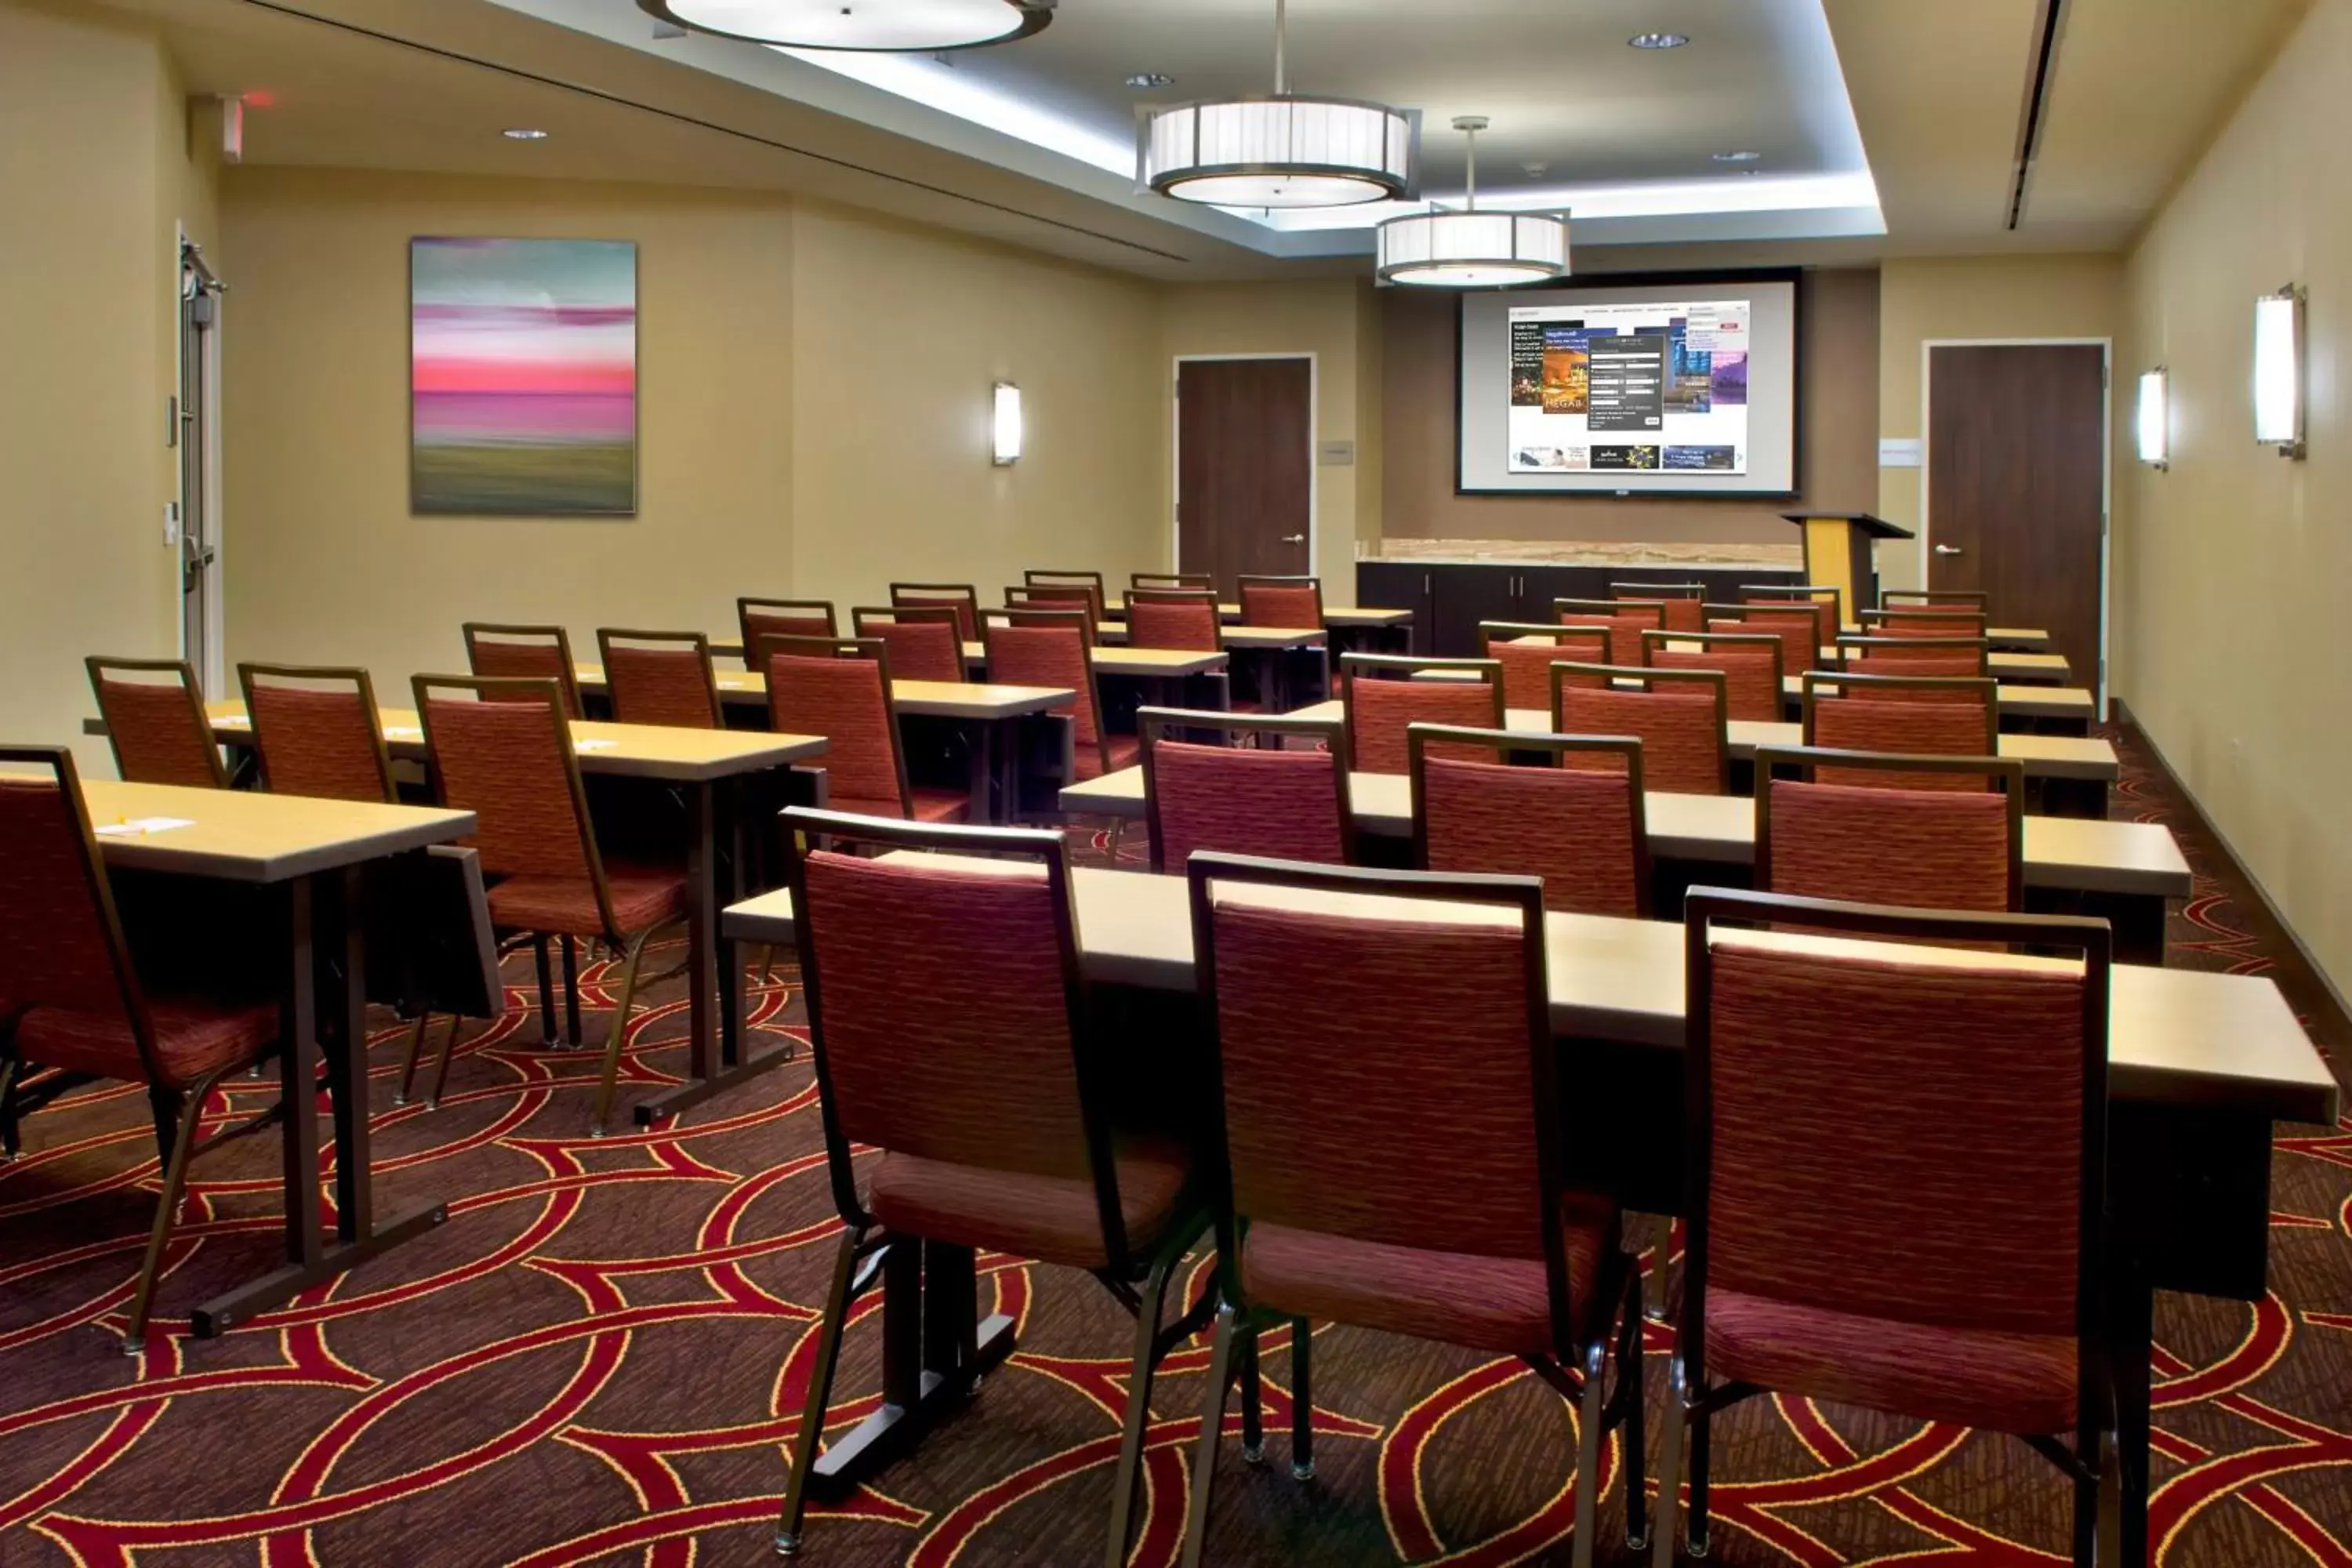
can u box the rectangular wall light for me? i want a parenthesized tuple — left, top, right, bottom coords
(2254, 287, 2306, 457)
(2136, 367, 2169, 469)
(992, 382, 1023, 466)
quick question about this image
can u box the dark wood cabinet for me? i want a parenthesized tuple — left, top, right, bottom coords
(1359, 561, 1809, 661)
(1428, 565, 1524, 656)
(1352, 561, 1432, 654)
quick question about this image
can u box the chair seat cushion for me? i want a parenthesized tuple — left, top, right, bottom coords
(488, 862, 688, 938)
(1240, 1192, 1620, 1356)
(827, 789, 969, 824)
(1076, 734, 1142, 781)
(16, 996, 277, 1091)
(865, 1136, 1193, 1272)
(1705, 1289, 2079, 1435)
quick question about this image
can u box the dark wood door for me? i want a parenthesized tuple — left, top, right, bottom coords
(1928, 344, 2107, 698)
(1177, 358, 1312, 596)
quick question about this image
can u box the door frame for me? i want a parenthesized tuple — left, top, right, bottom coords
(1918, 336, 2111, 710)
(176, 225, 227, 696)
(1171, 352, 1319, 576)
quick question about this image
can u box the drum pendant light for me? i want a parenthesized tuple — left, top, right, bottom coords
(637, 0, 1054, 53)
(1377, 116, 1570, 287)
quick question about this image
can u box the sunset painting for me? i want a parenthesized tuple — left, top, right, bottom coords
(411, 238, 637, 514)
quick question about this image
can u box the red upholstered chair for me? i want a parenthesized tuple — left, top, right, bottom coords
(238, 663, 396, 803)
(851, 605, 968, 685)
(1711, 603, 1821, 678)
(1140, 709, 1353, 873)
(1838, 634, 1991, 684)
(0, 746, 282, 1345)
(1642, 630, 1786, 724)
(738, 597, 839, 658)
(413, 675, 690, 1134)
(1803, 672, 2001, 789)
(462, 622, 584, 719)
(1744, 585, 1843, 645)
(771, 810, 1210, 1563)
(1863, 607, 1991, 639)
(595, 629, 724, 729)
(1553, 663, 1729, 796)
(985, 610, 1134, 782)
(1479, 623, 1610, 713)
(889, 581, 982, 643)
(758, 635, 969, 823)
(1022, 569, 1109, 629)
(87, 657, 227, 789)
(1132, 571, 1214, 593)
(1007, 583, 1103, 636)
(1178, 855, 1647, 1568)
(1755, 746, 2025, 911)
(1615, 581, 1706, 633)
(1126, 587, 1226, 655)
(1555, 597, 1664, 666)
(1341, 653, 1505, 774)
(1884, 588, 1991, 611)
(1662, 889, 2115, 1567)
(1410, 727, 1650, 916)
(1237, 574, 1324, 629)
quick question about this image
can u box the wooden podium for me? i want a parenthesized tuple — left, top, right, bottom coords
(1782, 512, 1915, 630)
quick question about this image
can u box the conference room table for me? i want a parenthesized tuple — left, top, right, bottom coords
(1059, 763, 2186, 960)
(723, 855, 2336, 1566)
(71, 779, 474, 1336)
(140, 701, 832, 1127)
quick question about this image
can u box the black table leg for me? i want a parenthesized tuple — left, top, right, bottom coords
(2111, 1272, 2154, 1568)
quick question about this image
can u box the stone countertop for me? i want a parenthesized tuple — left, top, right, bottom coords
(1367, 538, 1806, 570)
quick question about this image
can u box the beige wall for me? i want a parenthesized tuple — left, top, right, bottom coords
(2120, 0, 2352, 996)
(1875, 254, 2124, 589)
(0, 1, 215, 769)
(1380, 268, 1883, 550)
(220, 169, 1163, 690)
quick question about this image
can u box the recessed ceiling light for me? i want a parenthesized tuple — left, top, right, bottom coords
(502, 127, 550, 140)
(1628, 31, 1690, 49)
(1124, 71, 1174, 89)
(1713, 150, 1761, 163)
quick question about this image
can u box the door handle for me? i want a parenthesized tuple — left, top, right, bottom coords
(1280, 533, 1305, 544)
(1933, 543, 1964, 556)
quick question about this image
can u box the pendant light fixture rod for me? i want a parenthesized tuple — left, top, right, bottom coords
(1452, 114, 1490, 211)
(1272, 0, 1288, 95)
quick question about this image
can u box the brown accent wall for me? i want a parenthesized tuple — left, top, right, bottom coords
(1379, 267, 1881, 547)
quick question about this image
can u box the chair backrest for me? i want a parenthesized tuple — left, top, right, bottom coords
(889, 582, 982, 643)
(1133, 571, 1214, 593)
(87, 657, 227, 789)
(851, 605, 967, 684)
(1838, 635, 1990, 684)
(413, 676, 617, 935)
(1189, 854, 1574, 1345)
(1883, 589, 1990, 610)
(1861, 608, 1991, 640)
(1755, 746, 2025, 912)
(782, 810, 1140, 1272)
(1023, 569, 1108, 626)
(984, 613, 1108, 770)
(462, 624, 583, 720)
(1614, 581, 1705, 633)
(1008, 581, 1103, 633)
(1340, 654, 1505, 774)
(739, 597, 839, 655)
(596, 629, 724, 729)
(1642, 630, 1785, 724)
(1744, 585, 1843, 643)
(1555, 597, 1664, 666)
(1140, 709, 1353, 873)
(1410, 726, 1649, 916)
(1552, 663, 1729, 796)
(1710, 604, 1820, 675)
(0, 746, 158, 1083)
(759, 636, 913, 818)
(1802, 673, 2001, 788)
(1682, 888, 2107, 1392)
(1237, 575, 1324, 629)
(1125, 587, 1225, 652)
(1477, 622, 1610, 712)
(238, 663, 396, 803)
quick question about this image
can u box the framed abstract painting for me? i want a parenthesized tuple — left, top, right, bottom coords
(410, 237, 637, 515)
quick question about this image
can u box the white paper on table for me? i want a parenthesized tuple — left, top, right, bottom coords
(96, 817, 196, 837)
(573, 739, 618, 753)
(383, 725, 423, 739)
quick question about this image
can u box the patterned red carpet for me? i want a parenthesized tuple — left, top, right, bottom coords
(2, 725, 2348, 1566)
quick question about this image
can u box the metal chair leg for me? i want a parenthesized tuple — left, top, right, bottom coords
(1240, 1327, 1265, 1463)
(1619, 1269, 1651, 1552)
(426, 1015, 466, 1109)
(1178, 1305, 1242, 1568)
(1104, 1247, 1180, 1568)
(533, 936, 557, 1045)
(0, 1056, 22, 1160)
(589, 930, 655, 1137)
(1687, 1370, 1712, 1558)
(1651, 1358, 1687, 1568)
(123, 1072, 224, 1352)
(1572, 1341, 1608, 1568)
(561, 935, 583, 1047)
(775, 1227, 862, 1557)
(394, 1013, 433, 1105)
(1290, 1318, 1315, 1480)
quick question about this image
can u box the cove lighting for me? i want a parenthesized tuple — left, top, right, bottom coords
(992, 383, 1023, 466)
(2254, 287, 2306, 457)
(2136, 368, 2169, 470)
(1376, 116, 1569, 288)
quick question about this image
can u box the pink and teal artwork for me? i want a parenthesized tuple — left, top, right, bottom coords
(411, 237, 637, 515)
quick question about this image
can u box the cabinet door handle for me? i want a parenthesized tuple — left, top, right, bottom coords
(1424, 574, 1431, 593)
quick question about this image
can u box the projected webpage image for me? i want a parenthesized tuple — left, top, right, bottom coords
(1506, 299, 1750, 474)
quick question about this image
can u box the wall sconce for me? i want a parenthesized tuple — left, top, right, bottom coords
(2253, 286, 2306, 458)
(2136, 367, 2169, 470)
(992, 382, 1023, 466)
